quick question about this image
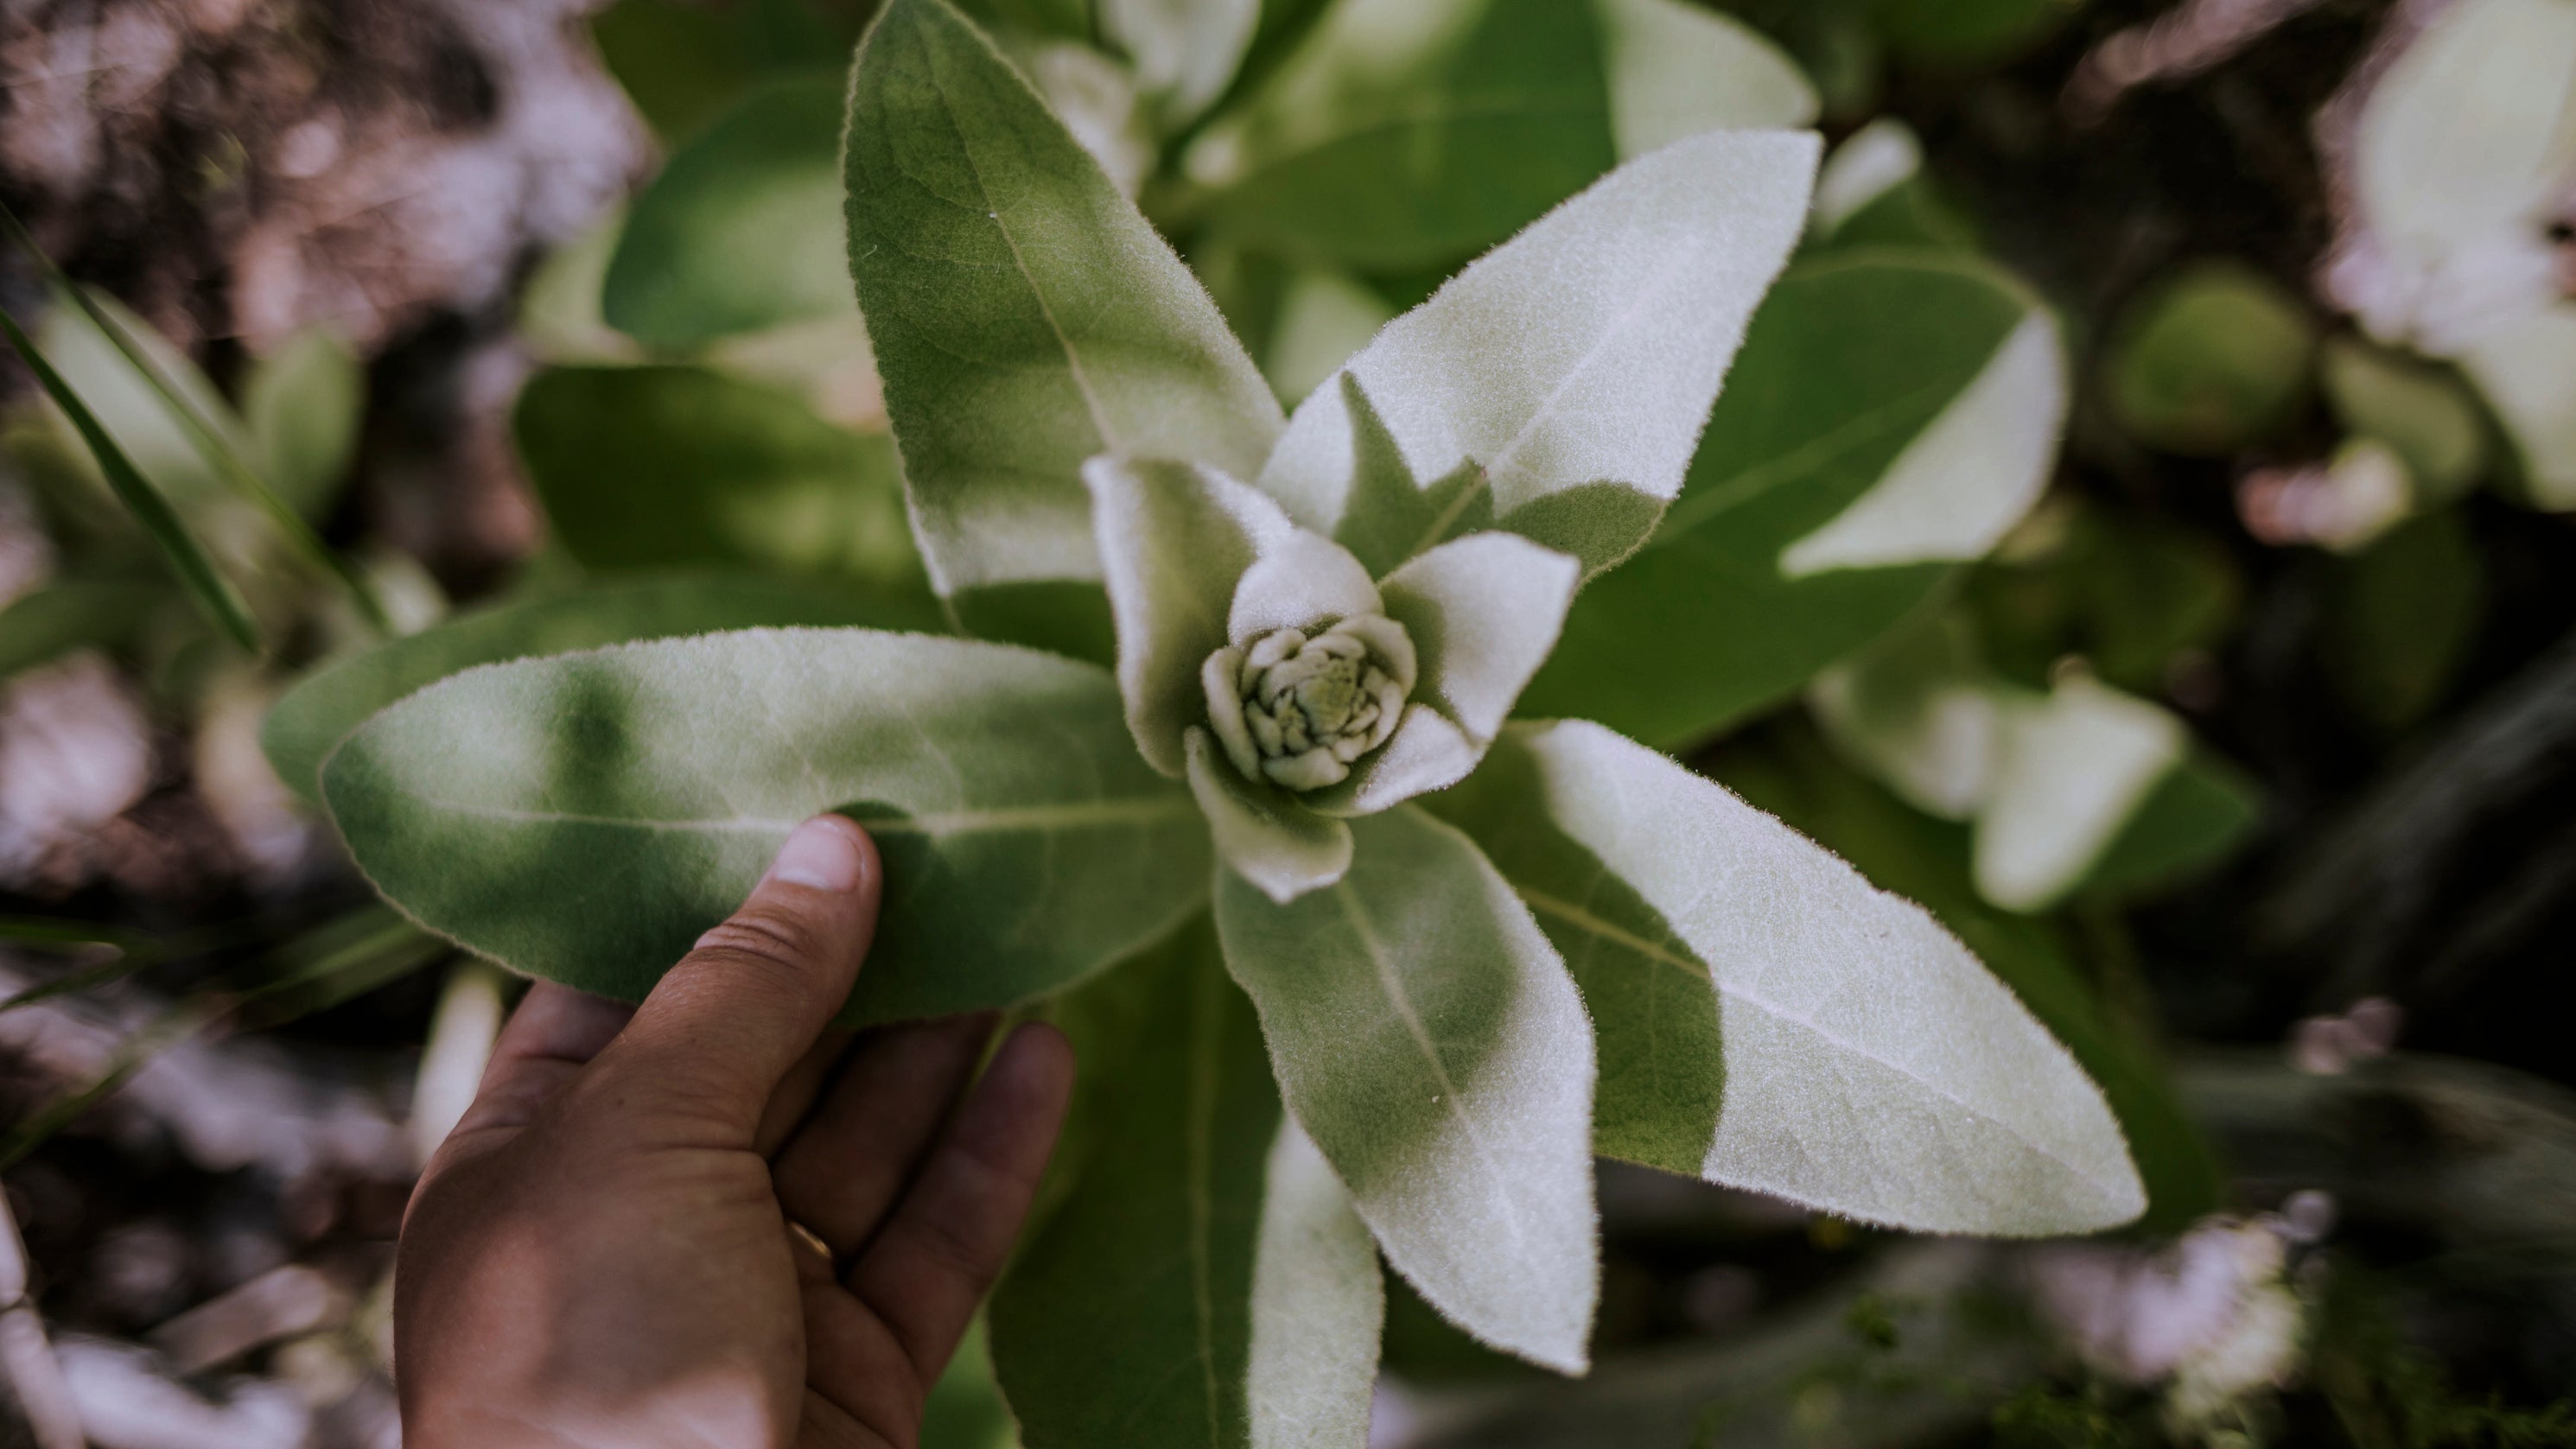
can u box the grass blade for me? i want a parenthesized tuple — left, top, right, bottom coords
(0, 204, 391, 634)
(0, 915, 136, 950)
(0, 305, 260, 651)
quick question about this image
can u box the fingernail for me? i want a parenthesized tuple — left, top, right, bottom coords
(766, 816, 864, 892)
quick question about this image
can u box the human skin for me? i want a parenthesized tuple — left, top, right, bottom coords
(394, 814, 1076, 1448)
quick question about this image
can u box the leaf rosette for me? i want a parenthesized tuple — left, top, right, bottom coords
(1205, 614, 1412, 791)
(285, 2, 2153, 1444)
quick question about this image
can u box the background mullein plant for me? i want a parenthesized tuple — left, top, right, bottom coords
(270, 0, 2147, 1441)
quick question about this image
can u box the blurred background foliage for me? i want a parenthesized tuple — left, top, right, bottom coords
(3, 0, 2576, 1444)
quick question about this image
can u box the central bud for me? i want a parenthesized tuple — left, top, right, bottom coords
(1202, 614, 1416, 791)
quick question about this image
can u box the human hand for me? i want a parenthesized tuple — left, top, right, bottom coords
(393, 814, 1076, 1448)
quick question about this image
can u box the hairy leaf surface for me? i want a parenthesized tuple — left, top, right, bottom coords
(998, 921, 1261, 1444)
(995, 919, 1379, 1449)
(1215, 806, 1598, 1373)
(1713, 730, 2221, 1228)
(844, 0, 1281, 594)
(1258, 130, 1817, 580)
(1428, 721, 2146, 1235)
(323, 628, 1207, 1021)
(263, 575, 938, 800)
(1085, 457, 1289, 775)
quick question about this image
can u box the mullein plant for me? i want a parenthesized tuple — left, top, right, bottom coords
(302, 0, 2141, 1440)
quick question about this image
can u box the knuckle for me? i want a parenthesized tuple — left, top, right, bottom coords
(699, 904, 830, 967)
(906, 1202, 999, 1290)
(684, 908, 830, 999)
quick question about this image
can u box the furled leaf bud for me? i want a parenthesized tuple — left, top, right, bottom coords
(1201, 614, 1416, 791)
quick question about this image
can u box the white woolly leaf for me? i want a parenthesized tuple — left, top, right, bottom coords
(1427, 720, 2147, 1236)
(1186, 728, 1355, 904)
(1215, 806, 1600, 1374)
(1087, 456, 1291, 775)
(1257, 130, 1818, 576)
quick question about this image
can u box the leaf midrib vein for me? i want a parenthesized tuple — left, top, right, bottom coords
(1331, 876, 1534, 1261)
(399, 796, 1197, 837)
(925, 35, 1123, 455)
(1481, 245, 1697, 490)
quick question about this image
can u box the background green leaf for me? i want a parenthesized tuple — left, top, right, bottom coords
(2324, 508, 2489, 730)
(1180, 0, 1812, 273)
(589, 0, 858, 142)
(241, 328, 364, 522)
(1101, 0, 1260, 130)
(2079, 750, 2261, 903)
(0, 578, 161, 685)
(0, 307, 258, 651)
(513, 364, 928, 593)
(1523, 250, 2061, 747)
(2104, 261, 2315, 458)
(322, 628, 1209, 1022)
(605, 78, 857, 350)
(1810, 605, 2258, 911)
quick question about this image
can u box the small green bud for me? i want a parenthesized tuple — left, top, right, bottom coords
(1202, 613, 1416, 791)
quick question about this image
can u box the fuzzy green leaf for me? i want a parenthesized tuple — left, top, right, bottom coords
(322, 628, 1208, 1022)
(995, 918, 1380, 1449)
(1186, 728, 1354, 903)
(1428, 720, 2147, 1235)
(995, 919, 1269, 1447)
(1245, 1120, 1383, 1449)
(1085, 456, 1289, 775)
(1710, 730, 2221, 1229)
(514, 365, 928, 593)
(1523, 251, 2064, 747)
(843, 0, 1282, 594)
(605, 77, 855, 349)
(262, 574, 939, 801)
(1376, 531, 1577, 744)
(1215, 806, 1598, 1374)
(1257, 130, 1817, 581)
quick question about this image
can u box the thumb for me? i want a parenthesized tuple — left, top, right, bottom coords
(583, 814, 881, 1146)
